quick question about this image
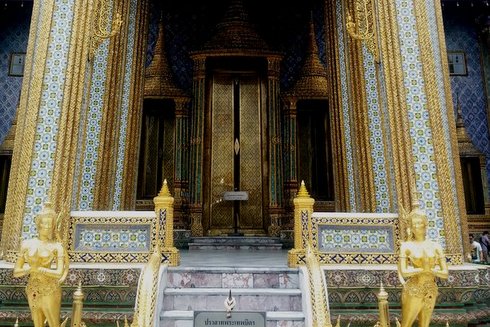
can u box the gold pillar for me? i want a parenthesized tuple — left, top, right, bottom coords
(1, 0, 96, 260)
(153, 180, 179, 266)
(376, 0, 467, 262)
(288, 181, 315, 267)
(71, 283, 85, 327)
(267, 56, 284, 231)
(344, 0, 377, 212)
(173, 98, 190, 229)
(120, 0, 150, 209)
(324, 0, 352, 211)
(189, 56, 206, 236)
(283, 98, 298, 209)
(93, 0, 130, 210)
(377, 283, 390, 327)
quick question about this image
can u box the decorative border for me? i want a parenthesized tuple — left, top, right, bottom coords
(68, 211, 159, 263)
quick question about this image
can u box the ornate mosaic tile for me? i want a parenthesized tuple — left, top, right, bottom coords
(312, 213, 398, 254)
(444, 12, 490, 191)
(23, 0, 75, 239)
(77, 40, 110, 210)
(113, 0, 138, 209)
(336, 0, 356, 210)
(395, 0, 445, 246)
(362, 46, 390, 212)
(68, 212, 158, 262)
(319, 225, 394, 253)
(0, 7, 31, 146)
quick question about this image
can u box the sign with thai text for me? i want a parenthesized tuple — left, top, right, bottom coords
(194, 311, 265, 326)
(223, 191, 249, 201)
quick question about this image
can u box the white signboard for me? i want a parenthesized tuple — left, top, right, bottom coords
(194, 311, 265, 327)
(223, 191, 249, 201)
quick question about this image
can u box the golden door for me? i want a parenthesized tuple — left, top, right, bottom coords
(205, 73, 266, 235)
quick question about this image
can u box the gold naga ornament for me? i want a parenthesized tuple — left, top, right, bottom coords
(13, 199, 70, 327)
(397, 202, 449, 327)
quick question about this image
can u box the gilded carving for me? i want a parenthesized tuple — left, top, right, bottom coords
(345, 0, 379, 62)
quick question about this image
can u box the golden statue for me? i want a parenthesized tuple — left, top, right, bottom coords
(13, 200, 69, 327)
(398, 205, 448, 327)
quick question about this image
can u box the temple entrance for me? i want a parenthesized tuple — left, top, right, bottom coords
(203, 61, 268, 235)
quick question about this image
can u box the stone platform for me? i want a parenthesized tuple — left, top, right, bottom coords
(188, 236, 284, 250)
(0, 250, 489, 326)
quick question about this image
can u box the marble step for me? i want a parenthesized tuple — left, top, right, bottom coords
(163, 288, 302, 311)
(167, 267, 299, 289)
(160, 310, 305, 327)
(188, 237, 283, 250)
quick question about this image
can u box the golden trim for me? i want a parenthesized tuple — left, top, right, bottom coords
(52, 0, 95, 243)
(325, 0, 349, 211)
(413, 0, 463, 256)
(121, 0, 149, 209)
(1, 0, 57, 258)
(376, 0, 417, 241)
(433, 0, 470, 258)
(94, 0, 129, 209)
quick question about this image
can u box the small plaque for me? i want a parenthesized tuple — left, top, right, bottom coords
(194, 311, 265, 327)
(223, 191, 249, 201)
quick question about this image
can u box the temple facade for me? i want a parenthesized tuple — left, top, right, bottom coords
(0, 0, 490, 324)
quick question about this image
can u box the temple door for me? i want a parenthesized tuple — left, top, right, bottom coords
(204, 72, 267, 235)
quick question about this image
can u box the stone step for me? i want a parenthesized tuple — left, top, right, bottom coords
(167, 267, 299, 289)
(160, 310, 305, 327)
(188, 237, 283, 250)
(163, 288, 302, 311)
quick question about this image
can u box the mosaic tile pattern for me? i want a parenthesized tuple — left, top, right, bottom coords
(336, 0, 356, 210)
(0, 7, 31, 145)
(444, 12, 490, 190)
(68, 212, 160, 262)
(377, 64, 398, 211)
(362, 46, 390, 212)
(75, 225, 150, 252)
(78, 40, 110, 210)
(23, 0, 75, 239)
(112, 0, 138, 209)
(424, 1, 462, 240)
(395, 0, 445, 245)
(319, 225, 394, 253)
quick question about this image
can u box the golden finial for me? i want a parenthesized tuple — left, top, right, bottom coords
(13, 318, 18, 327)
(446, 321, 450, 327)
(124, 315, 129, 327)
(158, 179, 171, 197)
(335, 315, 341, 327)
(297, 180, 310, 198)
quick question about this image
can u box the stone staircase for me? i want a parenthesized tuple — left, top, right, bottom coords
(160, 266, 305, 327)
(188, 237, 284, 250)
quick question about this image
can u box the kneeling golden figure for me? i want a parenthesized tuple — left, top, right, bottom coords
(13, 201, 69, 327)
(398, 206, 448, 327)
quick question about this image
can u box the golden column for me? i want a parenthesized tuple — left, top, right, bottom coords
(189, 55, 206, 236)
(71, 283, 85, 327)
(153, 179, 180, 266)
(375, 0, 468, 262)
(288, 181, 315, 267)
(267, 56, 284, 232)
(1, 0, 97, 260)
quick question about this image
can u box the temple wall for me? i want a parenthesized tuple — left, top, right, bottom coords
(21, 0, 76, 239)
(0, 6, 31, 146)
(443, 10, 490, 191)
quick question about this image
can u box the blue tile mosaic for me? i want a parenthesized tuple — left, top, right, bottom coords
(336, 0, 357, 210)
(0, 7, 31, 146)
(23, 0, 75, 240)
(443, 11, 490, 193)
(113, 0, 138, 209)
(395, 0, 445, 246)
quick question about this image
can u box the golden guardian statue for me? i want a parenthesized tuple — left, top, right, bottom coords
(398, 204, 448, 327)
(13, 200, 69, 327)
